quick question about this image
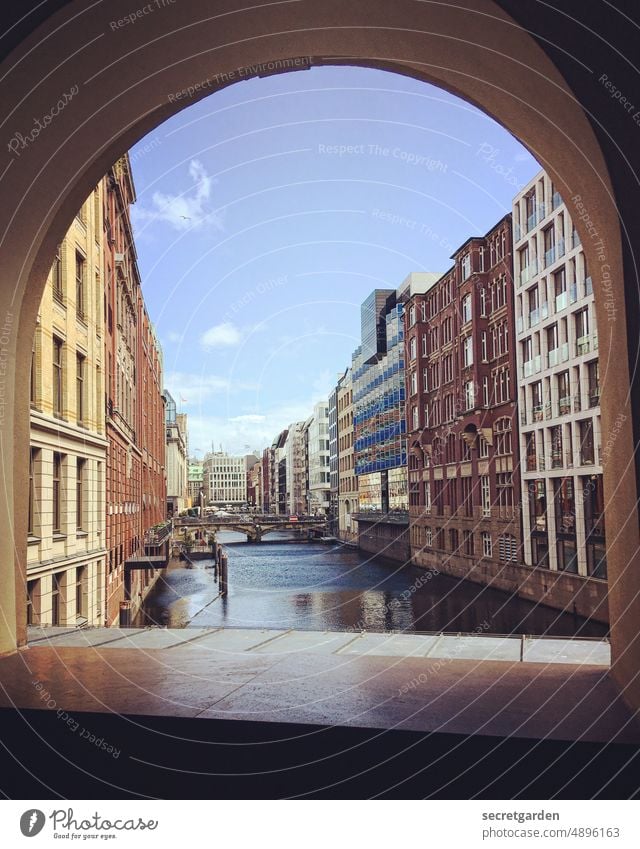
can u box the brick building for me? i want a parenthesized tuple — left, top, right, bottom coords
(104, 155, 165, 625)
(404, 215, 522, 584)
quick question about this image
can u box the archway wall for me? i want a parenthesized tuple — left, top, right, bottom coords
(0, 0, 637, 707)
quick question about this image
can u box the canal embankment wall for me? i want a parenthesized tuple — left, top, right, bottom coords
(412, 548, 609, 624)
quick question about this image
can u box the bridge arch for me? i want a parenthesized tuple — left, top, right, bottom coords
(0, 0, 638, 710)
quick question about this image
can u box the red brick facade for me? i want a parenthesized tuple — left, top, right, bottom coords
(404, 215, 521, 583)
(103, 156, 165, 625)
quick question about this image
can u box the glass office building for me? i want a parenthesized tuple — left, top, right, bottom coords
(352, 290, 407, 513)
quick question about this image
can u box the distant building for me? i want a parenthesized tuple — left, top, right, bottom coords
(164, 390, 187, 516)
(187, 459, 204, 509)
(246, 458, 262, 508)
(284, 422, 307, 514)
(337, 368, 358, 541)
(328, 382, 340, 534)
(261, 446, 274, 512)
(307, 402, 330, 515)
(271, 429, 288, 514)
(204, 451, 247, 506)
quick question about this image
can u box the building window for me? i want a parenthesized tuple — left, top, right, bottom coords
(75, 565, 87, 618)
(478, 434, 489, 458)
(449, 528, 459, 553)
(481, 475, 491, 517)
(463, 529, 474, 556)
(51, 572, 62, 625)
(75, 251, 86, 320)
(409, 304, 416, 326)
(76, 353, 86, 424)
(76, 458, 86, 530)
(411, 405, 419, 430)
(28, 448, 39, 536)
(53, 336, 63, 417)
(482, 376, 489, 407)
(27, 579, 40, 625)
(578, 419, 595, 465)
(461, 476, 473, 516)
(588, 360, 600, 408)
(462, 336, 473, 367)
(464, 380, 475, 411)
(461, 253, 471, 280)
(409, 336, 417, 360)
(481, 531, 492, 558)
(410, 370, 418, 396)
(498, 534, 518, 562)
(52, 244, 63, 303)
(53, 452, 63, 534)
(425, 527, 433, 547)
(461, 293, 472, 323)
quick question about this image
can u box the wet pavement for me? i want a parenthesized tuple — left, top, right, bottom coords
(136, 532, 608, 638)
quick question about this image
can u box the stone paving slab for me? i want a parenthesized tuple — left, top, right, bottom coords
(251, 630, 357, 655)
(178, 628, 288, 655)
(30, 628, 141, 648)
(427, 634, 522, 662)
(338, 632, 440, 657)
(523, 638, 611, 665)
(101, 628, 219, 650)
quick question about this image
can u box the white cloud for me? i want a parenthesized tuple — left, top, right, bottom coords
(166, 331, 183, 343)
(132, 159, 224, 232)
(200, 322, 241, 349)
(229, 414, 266, 423)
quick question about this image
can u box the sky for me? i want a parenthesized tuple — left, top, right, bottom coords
(128, 66, 540, 457)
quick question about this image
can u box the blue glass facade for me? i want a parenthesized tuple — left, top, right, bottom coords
(352, 295, 408, 512)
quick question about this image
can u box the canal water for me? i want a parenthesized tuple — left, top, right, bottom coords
(135, 532, 608, 637)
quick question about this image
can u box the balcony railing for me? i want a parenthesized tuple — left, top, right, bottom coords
(558, 395, 572, 415)
(534, 354, 542, 373)
(523, 360, 533, 378)
(516, 316, 524, 334)
(574, 393, 582, 412)
(544, 238, 565, 268)
(532, 404, 544, 422)
(551, 452, 564, 469)
(144, 520, 172, 547)
(585, 276, 593, 296)
(555, 291, 568, 312)
(569, 281, 578, 304)
(519, 259, 539, 286)
(560, 342, 569, 361)
(552, 191, 562, 210)
(541, 301, 549, 320)
(545, 401, 553, 420)
(576, 335, 591, 355)
(565, 450, 574, 468)
(520, 409, 528, 425)
(548, 348, 559, 368)
(572, 230, 581, 249)
(526, 455, 537, 471)
(588, 389, 600, 408)
(529, 308, 540, 327)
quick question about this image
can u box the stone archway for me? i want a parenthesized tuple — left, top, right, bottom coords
(0, 0, 637, 711)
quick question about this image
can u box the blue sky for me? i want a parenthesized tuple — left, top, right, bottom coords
(129, 66, 539, 457)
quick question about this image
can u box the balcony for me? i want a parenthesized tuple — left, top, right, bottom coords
(516, 316, 524, 334)
(589, 389, 601, 408)
(576, 335, 591, 356)
(560, 342, 569, 362)
(519, 259, 538, 286)
(534, 354, 542, 373)
(558, 395, 572, 416)
(520, 409, 528, 425)
(585, 276, 593, 296)
(555, 291, 568, 312)
(551, 452, 563, 469)
(569, 282, 578, 304)
(572, 230, 581, 249)
(144, 520, 172, 547)
(526, 455, 537, 472)
(523, 360, 533, 378)
(548, 348, 559, 367)
(532, 404, 544, 422)
(529, 308, 540, 327)
(552, 191, 562, 210)
(541, 301, 549, 320)
(545, 401, 553, 420)
(574, 393, 582, 412)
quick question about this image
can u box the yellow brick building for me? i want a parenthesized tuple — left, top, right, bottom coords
(27, 186, 108, 626)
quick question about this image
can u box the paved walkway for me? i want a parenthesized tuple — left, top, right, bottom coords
(0, 627, 635, 744)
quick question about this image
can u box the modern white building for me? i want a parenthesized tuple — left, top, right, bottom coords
(204, 452, 247, 506)
(163, 391, 187, 516)
(513, 170, 605, 579)
(306, 402, 330, 515)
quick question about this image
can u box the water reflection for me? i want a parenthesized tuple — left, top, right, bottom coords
(136, 533, 607, 638)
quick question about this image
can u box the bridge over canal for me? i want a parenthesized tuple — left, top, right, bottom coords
(173, 514, 329, 542)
